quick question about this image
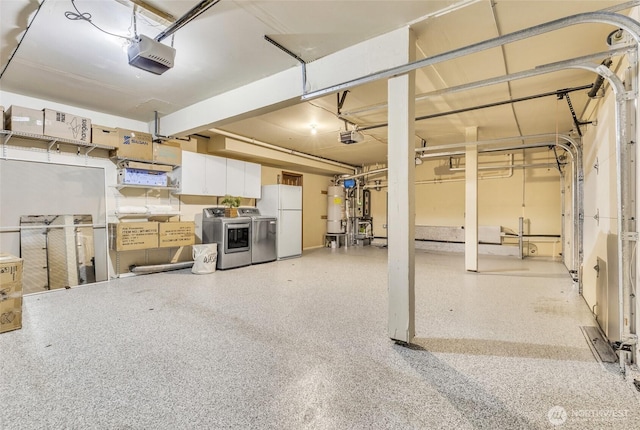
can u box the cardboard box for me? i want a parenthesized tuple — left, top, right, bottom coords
(0, 254, 23, 286)
(118, 168, 168, 187)
(110, 222, 159, 251)
(92, 125, 118, 147)
(0, 298, 22, 334)
(124, 161, 172, 172)
(153, 141, 182, 166)
(43, 108, 91, 142)
(158, 222, 195, 248)
(4, 105, 44, 135)
(0, 254, 23, 334)
(114, 128, 153, 161)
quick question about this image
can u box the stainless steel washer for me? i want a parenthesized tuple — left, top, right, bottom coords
(237, 207, 277, 264)
(202, 207, 252, 270)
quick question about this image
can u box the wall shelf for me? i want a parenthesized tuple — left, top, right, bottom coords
(111, 155, 179, 169)
(1, 129, 115, 151)
(113, 211, 181, 219)
(111, 184, 179, 191)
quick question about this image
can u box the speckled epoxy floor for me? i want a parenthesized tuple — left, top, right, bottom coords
(1, 247, 638, 429)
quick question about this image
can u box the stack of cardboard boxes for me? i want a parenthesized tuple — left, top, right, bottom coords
(110, 221, 195, 251)
(4, 105, 91, 142)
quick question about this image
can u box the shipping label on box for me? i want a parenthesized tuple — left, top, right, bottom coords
(111, 222, 159, 251)
(0, 297, 22, 334)
(158, 222, 195, 248)
(43, 108, 91, 142)
(115, 128, 153, 161)
(118, 168, 168, 186)
(4, 105, 44, 135)
(92, 125, 118, 147)
(153, 141, 182, 166)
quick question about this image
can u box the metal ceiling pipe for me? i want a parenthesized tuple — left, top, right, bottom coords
(209, 128, 357, 172)
(342, 47, 629, 118)
(154, 0, 221, 42)
(301, 11, 640, 101)
(449, 162, 562, 171)
(335, 167, 389, 182)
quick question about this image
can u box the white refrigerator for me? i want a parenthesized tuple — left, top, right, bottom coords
(257, 184, 302, 259)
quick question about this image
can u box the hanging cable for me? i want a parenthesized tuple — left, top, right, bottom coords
(65, 0, 133, 41)
(0, 0, 46, 81)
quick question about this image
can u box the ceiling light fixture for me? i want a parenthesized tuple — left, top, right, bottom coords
(310, 124, 317, 135)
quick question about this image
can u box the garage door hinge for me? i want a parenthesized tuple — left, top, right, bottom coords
(622, 231, 639, 241)
(620, 91, 637, 101)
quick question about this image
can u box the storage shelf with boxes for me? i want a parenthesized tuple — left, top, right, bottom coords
(93, 124, 183, 168)
(3, 105, 113, 151)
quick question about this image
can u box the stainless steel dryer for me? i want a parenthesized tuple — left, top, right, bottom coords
(202, 207, 252, 270)
(237, 207, 277, 264)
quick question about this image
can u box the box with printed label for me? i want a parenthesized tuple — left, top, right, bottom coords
(114, 128, 153, 161)
(0, 254, 23, 334)
(4, 105, 44, 135)
(158, 222, 195, 248)
(110, 222, 159, 251)
(118, 168, 168, 187)
(91, 125, 118, 147)
(153, 141, 182, 165)
(43, 108, 91, 142)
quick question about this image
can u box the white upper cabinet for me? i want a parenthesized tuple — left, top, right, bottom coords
(225, 158, 245, 197)
(171, 151, 261, 198)
(206, 155, 227, 196)
(243, 161, 261, 199)
(172, 151, 226, 196)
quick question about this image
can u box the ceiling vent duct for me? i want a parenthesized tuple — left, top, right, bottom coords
(339, 130, 364, 144)
(128, 34, 176, 75)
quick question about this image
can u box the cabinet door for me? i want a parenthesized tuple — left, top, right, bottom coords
(179, 151, 207, 195)
(206, 155, 227, 196)
(225, 158, 245, 197)
(244, 162, 261, 199)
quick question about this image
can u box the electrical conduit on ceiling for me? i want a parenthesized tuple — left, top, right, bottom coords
(208, 128, 357, 172)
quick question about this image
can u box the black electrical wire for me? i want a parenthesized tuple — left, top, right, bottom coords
(0, 0, 47, 81)
(65, 0, 132, 42)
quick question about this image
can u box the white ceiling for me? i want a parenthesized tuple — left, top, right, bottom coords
(0, 0, 636, 167)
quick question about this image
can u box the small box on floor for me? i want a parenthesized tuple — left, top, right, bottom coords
(0, 254, 23, 334)
(43, 108, 91, 142)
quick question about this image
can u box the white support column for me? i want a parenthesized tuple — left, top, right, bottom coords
(388, 29, 416, 344)
(465, 126, 478, 272)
